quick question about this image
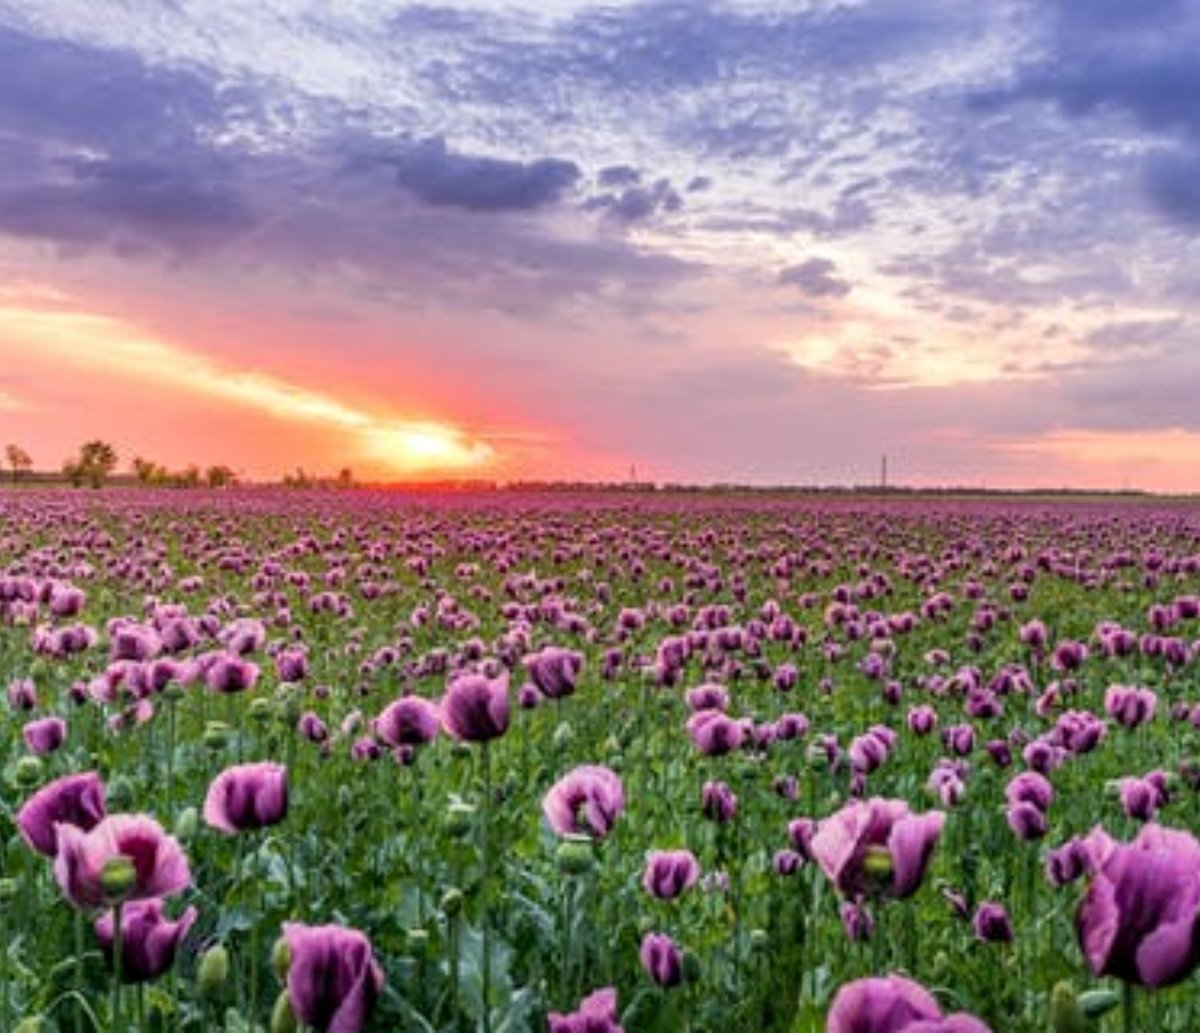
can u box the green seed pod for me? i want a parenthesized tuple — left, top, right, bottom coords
(748, 928, 769, 953)
(270, 991, 298, 1033)
(100, 856, 137, 902)
(14, 755, 44, 788)
(407, 928, 430, 954)
(248, 698, 275, 723)
(555, 835, 596, 876)
(451, 741, 473, 761)
(196, 944, 230, 1001)
(13, 1016, 56, 1033)
(203, 722, 231, 751)
(862, 845, 894, 880)
(174, 806, 199, 842)
(441, 887, 465, 917)
(1049, 982, 1085, 1033)
(0, 878, 19, 903)
(271, 937, 292, 982)
(443, 801, 476, 840)
(162, 683, 186, 702)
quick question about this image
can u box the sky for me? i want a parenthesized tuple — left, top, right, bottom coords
(1, 0, 1199, 490)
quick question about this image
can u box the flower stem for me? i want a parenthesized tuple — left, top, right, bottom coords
(480, 741, 493, 1033)
(1123, 982, 1135, 1033)
(111, 901, 124, 1029)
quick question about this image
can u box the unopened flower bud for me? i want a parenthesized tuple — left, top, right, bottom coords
(441, 887, 465, 917)
(197, 944, 230, 1000)
(271, 937, 291, 981)
(14, 755, 44, 787)
(681, 949, 703, 985)
(174, 806, 199, 842)
(1050, 982, 1085, 1033)
(552, 722, 573, 750)
(0, 878, 17, 902)
(248, 698, 274, 723)
(407, 928, 430, 954)
(271, 990, 299, 1033)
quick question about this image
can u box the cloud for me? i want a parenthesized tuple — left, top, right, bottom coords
(584, 175, 683, 225)
(777, 257, 852, 298)
(385, 135, 581, 212)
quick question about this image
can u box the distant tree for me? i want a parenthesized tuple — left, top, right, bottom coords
(66, 440, 118, 488)
(131, 456, 166, 485)
(336, 467, 354, 489)
(179, 464, 201, 489)
(283, 467, 312, 488)
(206, 464, 237, 488)
(5, 443, 32, 484)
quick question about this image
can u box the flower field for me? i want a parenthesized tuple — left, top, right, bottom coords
(3, 488, 1200, 1032)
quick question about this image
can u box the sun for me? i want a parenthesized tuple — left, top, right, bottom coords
(361, 423, 494, 475)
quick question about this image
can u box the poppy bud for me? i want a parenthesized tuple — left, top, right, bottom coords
(556, 835, 596, 876)
(197, 944, 230, 1000)
(248, 698, 274, 723)
(407, 928, 430, 955)
(681, 949, 703, 984)
(174, 806, 199, 842)
(14, 755, 44, 788)
(162, 683, 186, 702)
(270, 990, 299, 1033)
(0, 878, 17, 902)
(271, 937, 291, 981)
(1050, 983, 1084, 1033)
(441, 888, 465, 916)
(100, 856, 137, 903)
(748, 928, 769, 953)
(552, 722, 573, 750)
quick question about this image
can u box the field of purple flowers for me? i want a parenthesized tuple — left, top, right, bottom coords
(3, 488, 1200, 1032)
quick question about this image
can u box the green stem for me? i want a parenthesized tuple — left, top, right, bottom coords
(251, 836, 263, 1026)
(480, 741, 493, 1033)
(112, 901, 124, 1030)
(561, 878, 573, 1008)
(165, 700, 176, 821)
(1123, 982, 1135, 1033)
(75, 910, 85, 1033)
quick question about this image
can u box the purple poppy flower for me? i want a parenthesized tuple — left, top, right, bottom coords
(54, 814, 191, 910)
(685, 710, 745, 756)
(685, 683, 729, 713)
(1005, 772, 1053, 813)
(907, 706, 938, 736)
(639, 932, 683, 988)
(548, 987, 624, 1033)
(204, 655, 259, 694)
(203, 762, 289, 835)
(16, 771, 107, 857)
(826, 974, 993, 1032)
(774, 849, 804, 876)
(701, 780, 738, 823)
(374, 695, 440, 748)
(1006, 801, 1048, 841)
(811, 797, 945, 900)
(525, 646, 584, 700)
(1076, 824, 1200, 988)
(95, 898, 197, 983)
(972, 902, 1013, 944)
(788, 817, 817, 860)
(543, 765, 625, 840)
(282, 922, 384, 1033)
(441, 671, 510, 743)
(1105, 685, 1157, 729)
(1045, 836, 1091, 887)
(8, 676, 37, 711)
(23, 716, 67, 755)
(643, 849, 701, 900)
(1119, 777, 1162, 822)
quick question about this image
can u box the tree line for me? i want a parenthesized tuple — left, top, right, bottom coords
(4, 441, 239, 489)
